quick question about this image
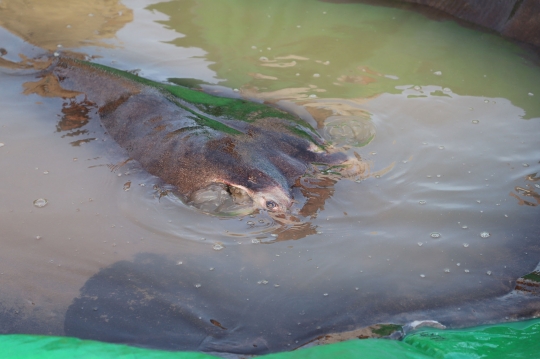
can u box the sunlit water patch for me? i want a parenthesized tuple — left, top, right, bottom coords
(1, 0, 540, 355)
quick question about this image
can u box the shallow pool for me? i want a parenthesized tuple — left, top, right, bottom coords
(1, 0, 539, 354)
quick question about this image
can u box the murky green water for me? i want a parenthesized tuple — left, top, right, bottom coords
(1, 0, 539, 354)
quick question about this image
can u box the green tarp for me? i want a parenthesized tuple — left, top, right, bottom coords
(2, 318, 540, 359)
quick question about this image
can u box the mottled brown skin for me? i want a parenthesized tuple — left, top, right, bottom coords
(46, 58, 347, 212)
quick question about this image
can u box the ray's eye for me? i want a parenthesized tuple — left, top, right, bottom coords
(266, 200, 278, 210)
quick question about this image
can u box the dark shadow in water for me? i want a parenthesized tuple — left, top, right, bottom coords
(64, 251, 540, 355)
(0, 302, 63, 336)
(0, 303, 30, 334)
(64, 252, 303, 354)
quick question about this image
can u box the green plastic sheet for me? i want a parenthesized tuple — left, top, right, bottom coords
(2, 318, 540, 359)
(403, 318, 540, 359)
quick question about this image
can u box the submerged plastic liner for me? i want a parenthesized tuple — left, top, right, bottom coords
(2, 318, 540, 358)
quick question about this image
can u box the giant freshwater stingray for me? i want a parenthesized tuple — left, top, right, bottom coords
(22, 56, 361, 214)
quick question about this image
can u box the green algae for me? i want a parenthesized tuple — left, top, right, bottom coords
(76, 59, 322, 141)
(372, 324, 403, 337)
(522, 271, 540, 282)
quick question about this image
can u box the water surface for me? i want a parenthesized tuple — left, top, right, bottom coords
(1, 0, 540, 354)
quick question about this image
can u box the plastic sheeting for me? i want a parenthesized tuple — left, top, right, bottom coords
(3, 318, 540, 359)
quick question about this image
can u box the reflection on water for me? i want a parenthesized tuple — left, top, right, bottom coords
(1, 0, 540, 355)
(0, 0, 132, 50)
(150, 0, 540, 118)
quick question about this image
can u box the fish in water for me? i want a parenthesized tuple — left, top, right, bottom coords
(23, 56, 359, 213)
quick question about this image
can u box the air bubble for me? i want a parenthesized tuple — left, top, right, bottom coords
(212, 243, 224, 251)
(480, 232, 490, 238)
(33, 198, 48, 208)
(430, 232, 441, 239)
